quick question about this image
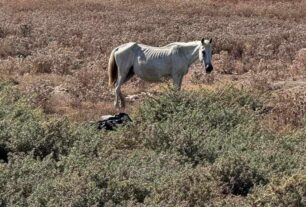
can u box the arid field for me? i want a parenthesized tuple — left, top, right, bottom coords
(0, 0, 306, 206)
(0, 0, 305, 121)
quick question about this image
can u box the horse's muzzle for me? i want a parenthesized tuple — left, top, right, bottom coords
(205, 64, 213, 73)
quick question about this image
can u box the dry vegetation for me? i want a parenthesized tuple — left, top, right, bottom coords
(0, 0, 305, 122)
(0, 0, 306, 206)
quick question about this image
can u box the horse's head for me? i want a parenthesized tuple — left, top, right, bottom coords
(199, 38, 213, 73)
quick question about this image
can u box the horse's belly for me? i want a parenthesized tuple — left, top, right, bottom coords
(134, 61, 170, 82)
(135, 68, 164, 82)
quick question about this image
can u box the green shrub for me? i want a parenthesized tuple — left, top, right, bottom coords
(253, 173, 306, 207)
(145, 167, 218, 207)
(211, 154, 268, 196)
(137, 86, 262, 124)
(0, 82, 305, 206)
(1, 155, 59, 207)
(0, 82, 99, 161)
(134, 87, 268, 167)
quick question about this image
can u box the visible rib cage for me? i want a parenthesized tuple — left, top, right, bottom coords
(141, 47, 172, 60)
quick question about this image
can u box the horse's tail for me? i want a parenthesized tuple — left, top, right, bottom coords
(108, 49, 118, 87)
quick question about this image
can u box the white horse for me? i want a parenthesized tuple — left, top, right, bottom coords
(108, 38, 213, 108)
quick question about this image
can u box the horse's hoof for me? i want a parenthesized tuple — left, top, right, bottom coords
(114, 102, 120, 108)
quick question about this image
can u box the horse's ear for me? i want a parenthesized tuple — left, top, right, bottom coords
(201, 38, 205, 45)
(209, 38, 212, 44)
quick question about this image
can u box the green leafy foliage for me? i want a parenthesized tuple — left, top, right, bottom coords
(212, 155, 268, 196)
(253, 173, 306, 207)
(0, 82, 305, 206)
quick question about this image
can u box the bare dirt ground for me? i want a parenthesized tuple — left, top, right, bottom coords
(0, 0, 305, 124)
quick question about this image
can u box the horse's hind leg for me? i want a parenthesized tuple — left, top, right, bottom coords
(114, 81, 120, 108)
(114, 72, 128, 108)
(114, 65, 134, 108)
(114, 78, 124, 108)
(113, 44, 135, 108)
(119, 66, 134, 107)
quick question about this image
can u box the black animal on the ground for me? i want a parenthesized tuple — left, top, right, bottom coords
(97, 113, 132, 130)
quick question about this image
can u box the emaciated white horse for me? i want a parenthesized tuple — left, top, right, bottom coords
(108, 38, 213, 108)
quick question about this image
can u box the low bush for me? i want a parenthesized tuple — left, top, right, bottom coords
(145, 166, 218, 207)
(253, 173, 306, 207)
(211, 155, 268, 196)
(135, 86, 268, 167)
(0, 82, 305, 206)
(0, 82, 80, 160)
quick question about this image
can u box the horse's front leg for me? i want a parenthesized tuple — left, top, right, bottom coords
(119, 91, 125, 108)
(172, 73, 184, 90)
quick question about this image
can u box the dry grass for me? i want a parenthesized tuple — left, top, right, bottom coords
(0, 0, 306, 127)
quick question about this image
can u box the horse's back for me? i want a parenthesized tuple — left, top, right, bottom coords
(116, 42, 179, 56)
(116, 42, 137, 52)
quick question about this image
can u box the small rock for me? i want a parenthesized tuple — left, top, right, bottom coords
(126, 94, 140, 102)
(52, 85, 69, 95)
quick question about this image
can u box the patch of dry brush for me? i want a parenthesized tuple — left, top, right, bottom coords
(0, 0, 305, 122)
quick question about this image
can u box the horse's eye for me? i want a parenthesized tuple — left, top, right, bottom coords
(202, 51, 206, 56)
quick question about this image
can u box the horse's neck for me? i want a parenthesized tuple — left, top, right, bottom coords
(180, 42, 201, 66)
